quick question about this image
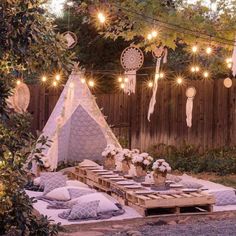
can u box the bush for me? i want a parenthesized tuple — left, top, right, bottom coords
(148, 143, 236, 175)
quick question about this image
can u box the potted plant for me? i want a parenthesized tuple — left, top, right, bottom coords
(132, 152, 153, 181)
(116, 149, 133, 174)
(152, 159, 171, 187)
(102, 144, 118, 170)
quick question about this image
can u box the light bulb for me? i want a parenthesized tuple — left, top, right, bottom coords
(124, 77, 128, 83)
(97, 12, 106, 23)
(88, 80, 95, 87)
(192, 45, 198, 53)
(159, 72, 164, 78)
(118, 77, 123, 83)
(16, 80, 21, 85)
(148, 81, 153, 88)
(81, 78, 86, 84)
(55, 74, 60, 81)
(42, 76, 47, 82)
(206, 47, 212, 54)
(176, 77, 183, 85)
(151, 30, 158, 38)
(147, 33, 153, 40)
(120, 83, 125, 89)
(53, 81, 57, 87)
(191, 67, 196, 73)
(203, 71, 209, 78)
(155, 73, 160, 80)
(195, 66, 200, 72)
(227, 63, 232, 69)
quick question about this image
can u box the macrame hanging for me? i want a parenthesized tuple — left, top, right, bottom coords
(186, 87, 196, 128)
(7, 82, 30, 113)
(62, 31, 78, 49)
(120, 46, 144, 94)
(147, 46, 168, 121)
(232, 35, 236, 77)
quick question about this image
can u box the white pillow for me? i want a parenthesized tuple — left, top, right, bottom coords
(66, 180, 89, 188)
(33, 177, 41, 186)
(45, 187, 70, 201)
(73, 192, 119, 213)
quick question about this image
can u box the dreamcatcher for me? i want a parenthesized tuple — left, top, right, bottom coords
(147, 46, 168, 121)
(120, 46, 144, 94)
(62, 31, 78, 49)
(186, 87, 196, 128)
(7, 82, 30, 113)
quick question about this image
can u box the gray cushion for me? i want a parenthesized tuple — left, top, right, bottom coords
(43, 175, 67, 195)
(67, 200, 100, 220)
(211, 190, 236, 206)
(58, 209, 71, 219)
(68, 188, 94, 199)
(179, 180, 203, 189)
(40, 172, 63, 188)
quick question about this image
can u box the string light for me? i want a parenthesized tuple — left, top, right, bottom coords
(176, 77, 183, 85)
(148, 81, 153, 88)
(206, 46, 212, 55)
(147, 33, 153, 40)
(88, 80, 95, 87)
(191, 66, 196, 73)
(55, 74, 61, 81)
(124, 77, 128, 83)
(226, 58, 232, 64)
(118, 77, 123, 83)
(53, 81, 57, 87)
(155, 73, 160, 80)
(195, 66, 200, 72)
(97, 12, 106, 23)
(81, 78, 86, 84)
(41, 76, 47, 82)
(151, 30, 158, 38)
(203, 71, 209, 78)
(120, 83, 125, 89)
(159, 72, 164, 78)
(191, 66, 200, 73)
(192, 45, 198, 53)
(227, 63, 232, 69)
(16, 79, 21, 85)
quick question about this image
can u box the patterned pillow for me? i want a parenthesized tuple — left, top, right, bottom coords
(179, 181, 203, 189)
(211, 190, 236, 206)
(40, 172, 63, 188)
(58, 209, 71, 219)
(67, 200, 100, 220)
(68, 188, 95, 199)
(43, 175, 67, 195)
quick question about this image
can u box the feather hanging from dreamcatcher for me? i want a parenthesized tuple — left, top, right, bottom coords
(147, 46, 168, 121)
(186, 87, 196, 128)
(120, 46, 144, 95)
(232, 35, 236, 77)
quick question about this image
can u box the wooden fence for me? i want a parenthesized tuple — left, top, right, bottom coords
(28, 79, 236, 151)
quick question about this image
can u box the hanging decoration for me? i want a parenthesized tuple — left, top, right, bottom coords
(224, 77, 233, 88)
(62, 31, 78, 49)
(120, 46, 144, 94)
(147, 45, 168, 121)
(232, 36, 236, 77)
(7, 82, 30, 113)
(186, 86, 196, 128)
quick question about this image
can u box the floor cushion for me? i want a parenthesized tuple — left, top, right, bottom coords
(66, 180, 89, 188)
(45, 187, 71, 201)
(73, 192, 120, 212)
(43, 174, 67, 195)
(40, 172, 64, 188)
(67, 200, 100, 220)
(210, 190, 236, 206)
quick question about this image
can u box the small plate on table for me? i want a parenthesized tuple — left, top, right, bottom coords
(116, 181, 135, 185)
(109, 177, 125, 181)
(169, 184, 183, 188)
(102, 174, 119, 178)
(182, 188, 199, 193)
(141, 182, 154, 187)
(135, 190, 154, 195)
(124, 185, 142, 189)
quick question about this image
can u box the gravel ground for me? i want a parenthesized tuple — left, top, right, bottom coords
(104, 218, 236, 236)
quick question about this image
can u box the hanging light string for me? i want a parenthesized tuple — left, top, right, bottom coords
(110, 3, 236, 47)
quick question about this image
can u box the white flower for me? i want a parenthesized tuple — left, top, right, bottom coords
(140, 152, 149, 158)
(143, 159, 150, 166)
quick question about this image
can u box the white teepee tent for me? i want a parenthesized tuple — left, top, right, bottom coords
(40, 68, 120, 170)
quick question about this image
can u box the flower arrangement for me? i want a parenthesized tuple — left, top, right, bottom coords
(152, 159, 171, 173)
(102, 144, 118, 157)
(132, 152, 153, 168)
(116, 148, 132, 162)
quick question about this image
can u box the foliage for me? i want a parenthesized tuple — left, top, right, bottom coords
(148, 143, 236, 175)
(0, 0, 74, 235)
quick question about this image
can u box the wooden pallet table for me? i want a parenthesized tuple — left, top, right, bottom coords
(68, 165, 216, 217)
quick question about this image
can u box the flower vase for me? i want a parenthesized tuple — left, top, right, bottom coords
(134, 165, 146, 182)
(104, 154, 116, 170)
(153, 171, 167, 188)
(122, 160, 130, 175)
